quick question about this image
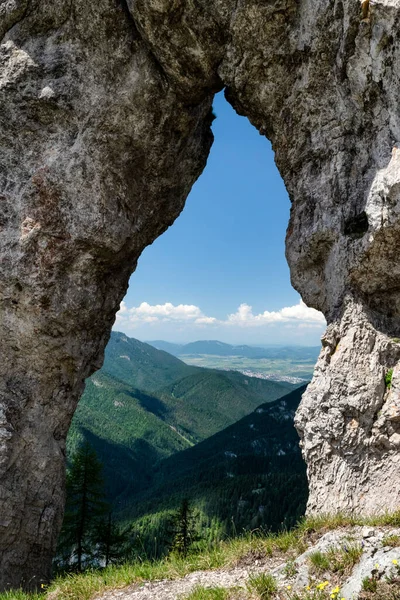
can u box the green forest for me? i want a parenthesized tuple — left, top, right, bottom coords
(59, 333, 308, 570)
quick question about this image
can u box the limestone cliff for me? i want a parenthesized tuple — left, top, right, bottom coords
(1, 0, 400, 590)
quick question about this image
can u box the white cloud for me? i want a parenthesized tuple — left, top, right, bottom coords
(116, 301, 205, 325)
(227, 300, 325, 327)
(195, 316, 218, 324)
(115, 299, 326, 331)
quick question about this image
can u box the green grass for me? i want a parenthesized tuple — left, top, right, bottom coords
(182, 586, 231, 600)
(309, 544, 363, 576)
(246, 573, 277, 599)
(359, 579, 400, 599)
(362, 576, 378, 593)
(0, 530, 298, 600)
(382, 534, 400, 547)
(0, 593, 42, 600)
(385, 369, 393, 389)
(296, 510, 400, 534)
(309, 550, 331, 572)
(283, 559, 298, 578)
(3, 512, 400, 600)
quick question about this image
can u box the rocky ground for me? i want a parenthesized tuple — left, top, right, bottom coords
(95, 526, 400, 600)
(95, 566, 258, 600)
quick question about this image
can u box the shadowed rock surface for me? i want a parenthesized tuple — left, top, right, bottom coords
(1, 0, 400, 590)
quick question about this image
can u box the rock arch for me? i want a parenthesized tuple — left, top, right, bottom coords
(1, 0, 400, 589)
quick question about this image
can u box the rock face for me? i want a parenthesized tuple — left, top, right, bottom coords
(1, 0, 400, 590)
(0, 0, 214, 589)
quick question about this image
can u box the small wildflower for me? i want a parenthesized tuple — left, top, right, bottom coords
(392, 559, 398, 565)
(316, 581, 330, 591)
(287, 585, 292, 590)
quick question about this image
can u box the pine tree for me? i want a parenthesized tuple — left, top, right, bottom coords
(170, 498, 197, 557)
(58, 441, 108, 571)
(94, 511, 131, 566)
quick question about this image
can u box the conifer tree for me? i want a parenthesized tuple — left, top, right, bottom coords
(58, 441, 108, 571)
(94, 511, 131, 566)
(170, 498, 197, 557)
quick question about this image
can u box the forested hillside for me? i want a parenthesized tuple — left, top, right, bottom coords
(119, 386, 308, 557)
(101, 333, 197, 391)
(68, 332, 297, 506)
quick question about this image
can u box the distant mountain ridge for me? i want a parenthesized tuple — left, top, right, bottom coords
(148, 339, 320, 360)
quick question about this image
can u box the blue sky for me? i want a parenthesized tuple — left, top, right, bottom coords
(115, 92, 326, 345)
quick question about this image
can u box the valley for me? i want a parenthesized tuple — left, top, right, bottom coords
(68, 333, 299, 501)
(64, 332, 313, 562)
(148, 340, 319, 382)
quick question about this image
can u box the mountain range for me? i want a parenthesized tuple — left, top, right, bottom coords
(148, 339, 320, 361)
(68, 332, 297, 499)
(67, 332, 309, 555)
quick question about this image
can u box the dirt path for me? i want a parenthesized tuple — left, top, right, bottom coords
(96, 562, 278, 600)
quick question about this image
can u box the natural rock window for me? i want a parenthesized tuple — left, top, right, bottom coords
(1, 0, 400, 590)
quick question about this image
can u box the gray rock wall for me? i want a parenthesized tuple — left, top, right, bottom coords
(0, 0, 214, 589)
(1, 0, 400, 589)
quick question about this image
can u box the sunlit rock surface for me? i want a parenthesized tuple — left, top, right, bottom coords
(1, 0, 400, 589)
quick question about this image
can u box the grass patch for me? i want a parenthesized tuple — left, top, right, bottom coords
(309, 551, 331, 573)
(0, 593, 43, 600)
(309, 544, 362, 576)
(368, 511, 400, 527)
(359, 561, 400, 599)
(359, 580, 400, 599)
(283, 560, 298, 578)
(385, 369, 394, 389)
(382, 535, 400, 547)
(362, 576, 378, 593)
(246, 572, 277, 599)
(44, 555, 228, 600)
(183, 586, 231, 600)
(298, 510, 400, 534)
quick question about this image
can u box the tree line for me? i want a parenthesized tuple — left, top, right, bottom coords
(56, 441, 197, 572)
